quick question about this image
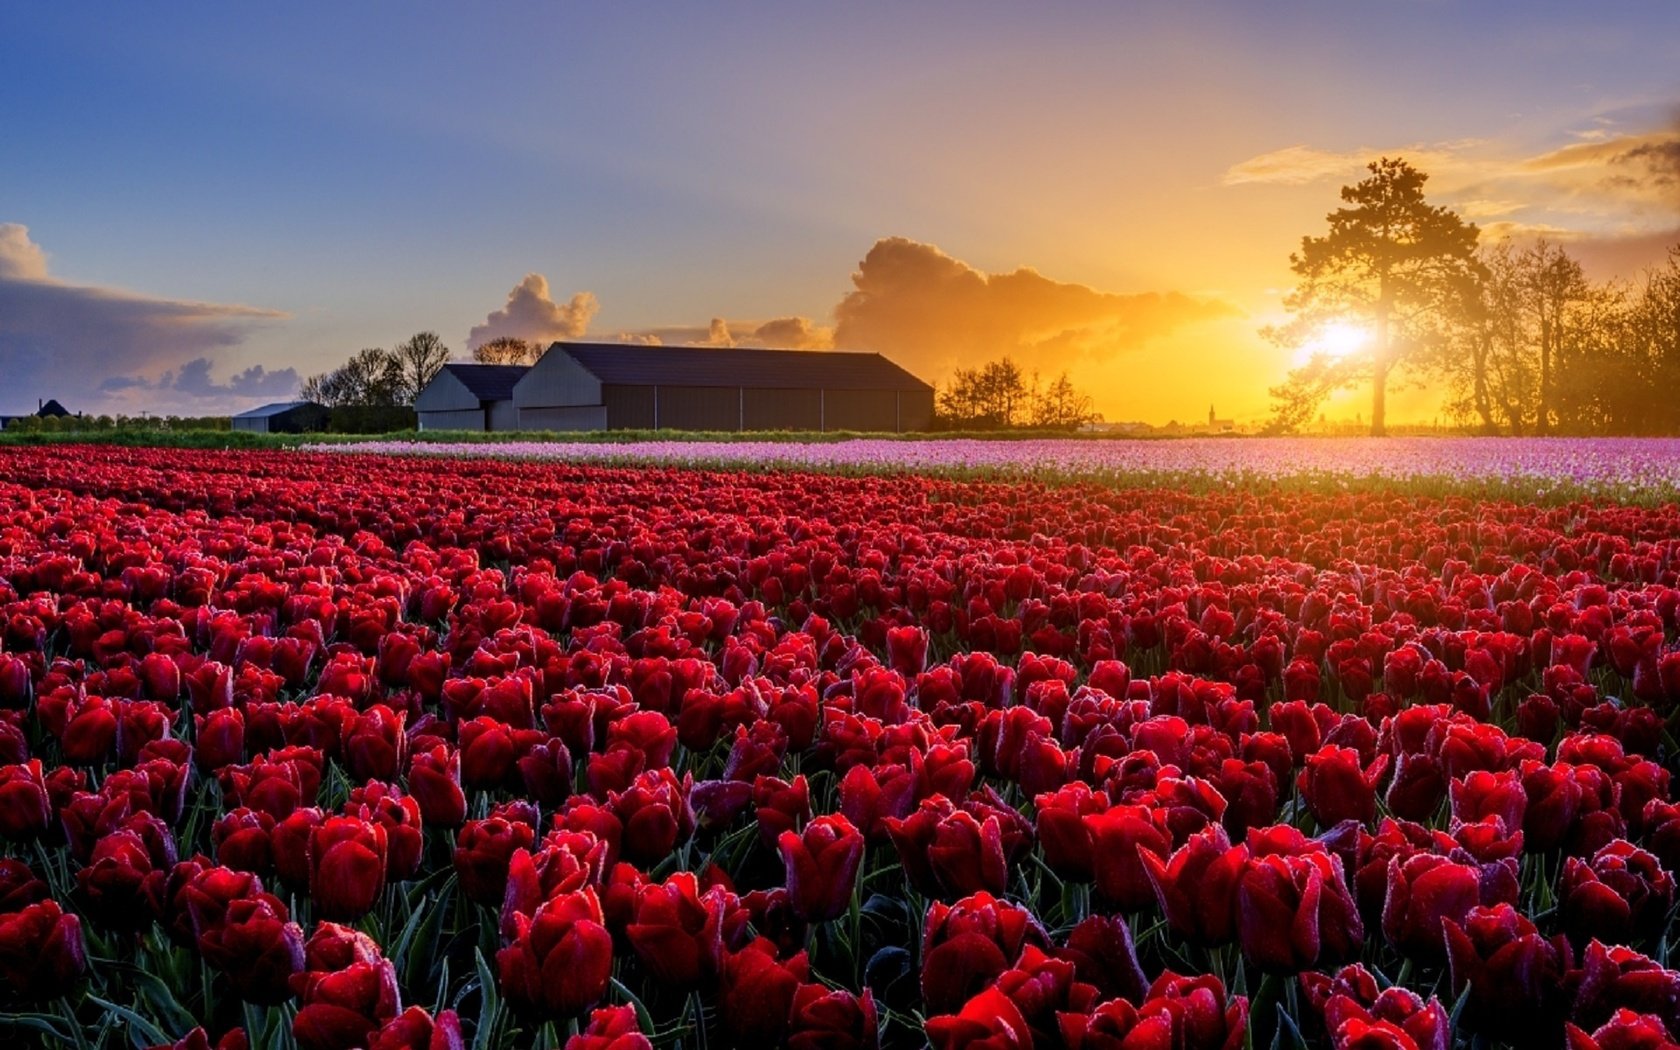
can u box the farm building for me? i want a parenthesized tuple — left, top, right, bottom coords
(231, 401, 329, 433)
(0, 398, 73, 430)
(513, 343, 934, 432)
(414, 364, 526, 431)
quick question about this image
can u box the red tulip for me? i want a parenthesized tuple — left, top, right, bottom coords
(197, 894, 306, 1005)
(1444, 903, 1573, 1043)
(454, 811, 538, 905)
(563, 1005, 652, 1050)
(407, 745, 467, 828)
(0, 899, 86, 1001)
(309, 815, 389, 920)
(720, 938, 809, 1044)
(921, 891, 1050, 1015)
(624, 872, 726, 988)
(0, 759, 51, 840)
(1381, 852, 1518, 961)
(369, 1007, 465, 1050)
(1146, 824, 1246, 948)
(786, 982, 879, 1050)
(497, 889, 615, 1018)
(779, 813, 864, 921)
(1236, 846, 1362, 973)
(1561, 840, 1676, 947)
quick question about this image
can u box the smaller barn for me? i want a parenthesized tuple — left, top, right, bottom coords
(415, 364, 527, 432)
(231, 401, 329, 434)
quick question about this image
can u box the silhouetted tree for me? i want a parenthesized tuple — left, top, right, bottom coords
(472, 336, 543, 366)
(391, 331, 451, 403)
(1031, 372, 1097, 429)
(300, 348, 405, 407)
(1268, 158, 1483, 435)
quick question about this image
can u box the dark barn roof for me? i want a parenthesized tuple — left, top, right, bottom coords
(233, 400, 322, 419)
(556, 343, 932, 392)
(37, 399, 70, 418)
(442, 364, 528, 402)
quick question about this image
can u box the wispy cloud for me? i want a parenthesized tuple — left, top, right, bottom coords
(0, 223, 286, 415)
(1224, 112, 1680, 271)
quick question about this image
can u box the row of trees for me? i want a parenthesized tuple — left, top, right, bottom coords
(299, 332, 451, 409)
(1267, 157, 1680, 436)
(934, 358, 1099, 430)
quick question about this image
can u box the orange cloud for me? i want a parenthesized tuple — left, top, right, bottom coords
(831, 236, 1236, 378)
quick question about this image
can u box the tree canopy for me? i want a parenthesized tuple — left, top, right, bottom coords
(1267, 157, 1483, 436)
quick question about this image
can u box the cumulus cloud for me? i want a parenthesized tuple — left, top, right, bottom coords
(703, 317, 735, 347)
(467, 274, 598, 350)
(750, 316, 834, 349)
(0, 225, 49, 280)
(0, 223, 285, 415)
(830, 237, 1235, 378)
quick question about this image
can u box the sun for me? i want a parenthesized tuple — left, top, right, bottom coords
(1293, 320, 1372, 367)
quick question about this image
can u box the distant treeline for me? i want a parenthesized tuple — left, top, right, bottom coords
(1, 413, 232, 434)
(2, 408, 417, 435)
(933, 357, 1099, 430)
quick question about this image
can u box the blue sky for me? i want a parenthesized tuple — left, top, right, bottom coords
(3, 2, 1677, 420)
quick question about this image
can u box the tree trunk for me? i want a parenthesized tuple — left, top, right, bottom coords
(1537, 314, 1553, 435)
(1472, 335, 1497, 434)
(1371, 365, 1387, 437)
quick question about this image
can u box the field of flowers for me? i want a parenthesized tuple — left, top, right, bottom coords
(3, 443, 1680, 1049)
(316, 436, 1680, 503)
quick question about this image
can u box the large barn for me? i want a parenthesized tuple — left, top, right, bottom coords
(414, 364, 526, 432)
(513, 343, 934, 432)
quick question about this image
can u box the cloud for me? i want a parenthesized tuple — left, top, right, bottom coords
(467, 274, 599, 350)
(751, 316, 834, 349)
(0, 223, 285, 415)
(703, 317, 735, 347)
(608, 316, 834, 349)
(166, 358, 300, 399)
(1224, 113, 1680, 272)
(1222, 142, 1479, 186)
(0, 225, 49, 280)
(830, 237, 1235, 378)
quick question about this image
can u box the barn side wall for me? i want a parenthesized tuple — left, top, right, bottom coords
(602, 385, 656, 429)
(487, 400, 520, 432)
(518, 405, 609, 432)
(414, 372, 482, 413)
(514, 350, 603, 409)
(417, 408, 486, 432)
(743, 388, 822, 430)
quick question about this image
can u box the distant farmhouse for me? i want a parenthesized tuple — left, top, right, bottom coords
(0, 398, 72, 430)
(416, 343, 934, 433)
(231, 400, 329, 434)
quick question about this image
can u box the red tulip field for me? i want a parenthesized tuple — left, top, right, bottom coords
(6, 444, 1680, 1050)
